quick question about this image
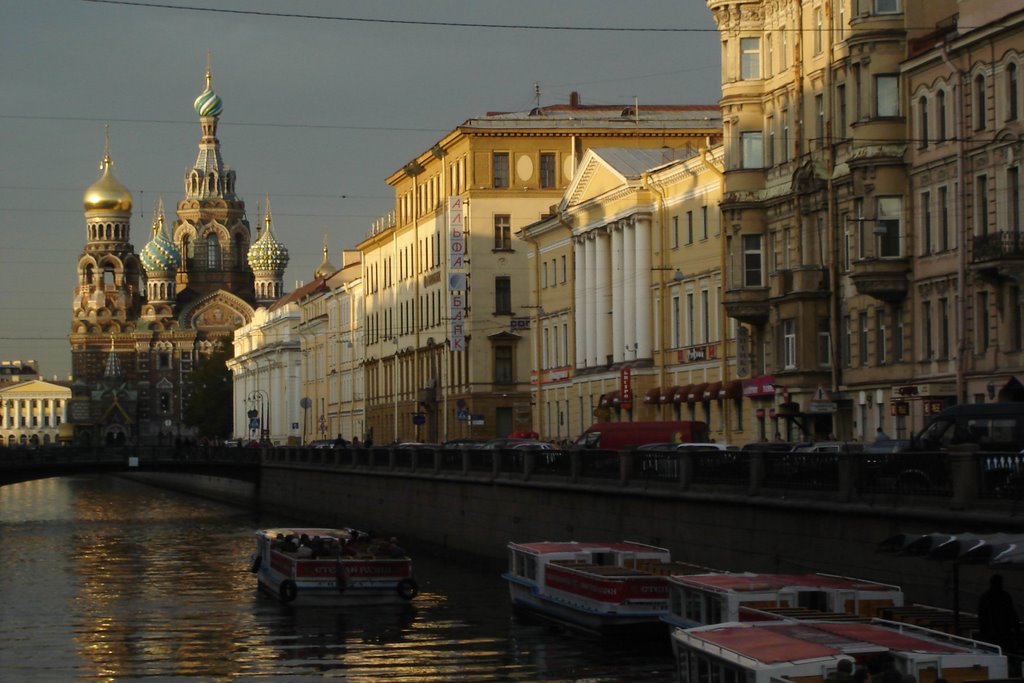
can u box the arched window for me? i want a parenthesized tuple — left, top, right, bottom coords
(976, 74, 987, 130)
(918, 96, 929, 148)
(1008, 63, 1019, 121)
(206, 234, 220, 269)
(103, 264, 115, 288)
(937, 90, 947, 141)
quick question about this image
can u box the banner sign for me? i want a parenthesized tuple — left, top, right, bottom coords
(448, 196, 467, 352)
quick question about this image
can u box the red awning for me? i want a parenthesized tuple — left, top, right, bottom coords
(688, 383, 709, 404)
(661, 386, 681, 405)
(609, 390, 622, 406)
(644, 388, 661, 404)
(674, 385, 694, 404)
(704, 381, 723, 400)
(723, 380, 743, 399)
(598, 392, 611, 407)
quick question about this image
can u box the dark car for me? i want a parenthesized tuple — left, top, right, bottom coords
(910, 403, 1024, 452)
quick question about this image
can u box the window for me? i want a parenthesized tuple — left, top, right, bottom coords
(815, 93, 825, 143)
(877, 196, 902, 257)
(561, 255, 567, 282)
(782, 319, 797, 369)
(493, 152, 510, 188)
(494, 345, 513, 384)
(742, 235, 763, 287)
(858, 312, 869, 366)
(671, 295, 681, 348)
(1013, 286, 1024, 351)
(876, 75, 899, 117)
(159, 392, 171, 413)
(701, 206, 709, 240)
(740, 38, 760, 80)
(894, 307, 905, 361)
(937, 90, 947, 140)
(781, 28, 788, 69)
(781, 109, 790, 162)
(1009, 63, 1019, 121)
(977, 175, 989, 235)
(686, 211, 694, 244)
(766, 115, 775, 166)
(939, 298, 950, 359)
(686, 293, 695, 346)
(741, 132, 764, 169)
(978, 290, 990, 351)
(495, 276, 511, 314)
(1009, 167, 1021, 232)
(975, 74, 987, 130)
(874, 0, 899, 13)
(818, 318, 832, 367)
(876, 309, 887, 365)
(158, 352, 171, 369)
(765, 34, 774, 76)
(921, 191, 932, 255)
(837, 84, 848, 134)
(918, 96, 929, 148)
(701, 289, 710, 343)
(939, 186, 950, 251)
(206, 234, 220, 269)
(814, 7, 823, 54)
(540, 152, 556, 188)
(922, 300, 934, 359)
(494, 214, 511, 250)
(671, 215, 679, 248)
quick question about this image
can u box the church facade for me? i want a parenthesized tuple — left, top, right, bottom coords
(68, 64, 288, 445)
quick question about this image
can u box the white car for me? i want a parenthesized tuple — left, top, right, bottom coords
(676, 442, 737, 452)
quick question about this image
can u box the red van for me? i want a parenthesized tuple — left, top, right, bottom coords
(575, 421, 709, 450)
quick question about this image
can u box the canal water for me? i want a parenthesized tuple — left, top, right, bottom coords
(0, 475, 676, 682)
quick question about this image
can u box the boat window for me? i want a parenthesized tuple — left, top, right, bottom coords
(685, 589, 704, 622)
(671, 586, 685, 617)
(523, 555, 536, 581)
(591, 552, 612, 566)
(706, 595, 723, 624)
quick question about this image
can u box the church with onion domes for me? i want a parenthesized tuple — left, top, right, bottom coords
(68, 60, 289, 445)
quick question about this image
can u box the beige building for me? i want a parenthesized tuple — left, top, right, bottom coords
(705, 0, 967, 441)
(358, 95, 722, 444)
(903, 0, 1024, 426)
(519, 145, 758, 443)
(0, 379, 71, 447)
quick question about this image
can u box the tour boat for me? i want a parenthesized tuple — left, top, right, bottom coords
(502, 540, 708, 635)
(671, 619, 1007, 683)
(251, 527, 419, 606)
(663, 572, 904, 630)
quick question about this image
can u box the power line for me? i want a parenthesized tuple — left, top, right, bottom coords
(0, 113, 445, 134)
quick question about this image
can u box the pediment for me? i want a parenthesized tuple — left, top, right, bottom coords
(563, 150, 631, 210)
(178, 290, 254, 333)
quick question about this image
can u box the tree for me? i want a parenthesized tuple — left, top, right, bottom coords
(183, 343, 233, 438)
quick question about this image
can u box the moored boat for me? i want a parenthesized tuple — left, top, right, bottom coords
(663, 572, 904, 629)
(251, 527, 418, 606)
(671, 619, 1007, 683)
(502, 540, 708, 636)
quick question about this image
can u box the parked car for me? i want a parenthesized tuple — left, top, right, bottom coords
(676, 442, 738, 452)
(442, 438, 489, 450)
(790, 442, 864, 454)
(308, 440, 335, 449)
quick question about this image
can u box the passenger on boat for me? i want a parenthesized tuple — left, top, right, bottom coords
(295, 534, 314, 558)
(825, 659, 854, 683)
(281, 535, 299, 552)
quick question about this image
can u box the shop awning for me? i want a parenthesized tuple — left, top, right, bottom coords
(609, 390, 622, 406)
(688, 383, 709, 404)
(723, 380, 743, 399)
(598, 392, 611, 407)
(703, 381, 723, 400)
(674, 385, 694, 404)
(644, 388, 661, 404)
(661, 386, 681, 405)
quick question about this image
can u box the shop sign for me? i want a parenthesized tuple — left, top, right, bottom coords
(736, 326, 750, 377)
(742, 375, 776, 398)
(891, 401, 910, 416)
(923, 399, 945, 416)
(679, 344, 718, 364)
(619, 367, 633, 408)
(893, 383, 957, 398)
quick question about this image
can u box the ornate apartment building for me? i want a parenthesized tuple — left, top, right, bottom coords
(357, 95, 722, 444)
(704, 0, 995, 441)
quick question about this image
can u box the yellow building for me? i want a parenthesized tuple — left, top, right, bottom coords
(358, 94, 722, 444)
(705, 0, 959, 441)
(0, 379, 71, 447)
(519, 145, 756, 443)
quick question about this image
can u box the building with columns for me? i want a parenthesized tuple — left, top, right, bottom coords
(69, 61, 289, 445)
(0, 379, 71, 447)
(520, 145, 747, 443)
(357, 94, 721, 444)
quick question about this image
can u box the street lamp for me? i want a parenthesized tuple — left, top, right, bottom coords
(248, 389, 267, 443)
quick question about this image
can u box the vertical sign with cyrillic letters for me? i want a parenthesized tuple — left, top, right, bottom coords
(448, 195, 467, 352)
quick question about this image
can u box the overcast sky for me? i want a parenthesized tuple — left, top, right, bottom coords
(1, 0, 721, 379)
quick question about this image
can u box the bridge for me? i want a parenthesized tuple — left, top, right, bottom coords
(0, 445, 261, 486)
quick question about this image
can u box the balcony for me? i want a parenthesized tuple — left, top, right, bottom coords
(972, 231, 1024, 283)
(849, 257, 910, 302)
(723, 287, 770, 325)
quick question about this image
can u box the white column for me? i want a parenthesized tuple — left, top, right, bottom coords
(634, 215, 653, 359)
(574, 239, 587, 369)
(622, 220, 637, 359)
(585, 234, 598, 368)
(610, 224, 624, 364)
(595, 229, 612, 368)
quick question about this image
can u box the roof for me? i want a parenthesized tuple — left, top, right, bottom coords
(267, 277, 328, 312)
(676, 573, 898, 594)
(687, 621, 971, 665)
(589, 147, 698, 178)
(508, 540, 669, 556)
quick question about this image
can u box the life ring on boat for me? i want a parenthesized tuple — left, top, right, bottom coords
(396, 578, 419, 601)
(249, 554, 261, 573)
(279, 579, 298, 603)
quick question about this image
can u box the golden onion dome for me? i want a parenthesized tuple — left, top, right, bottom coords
(83, 154, 133, 212)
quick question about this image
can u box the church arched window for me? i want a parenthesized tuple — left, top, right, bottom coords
(103, 264, 115, 288)
(206, 234, 220, 269)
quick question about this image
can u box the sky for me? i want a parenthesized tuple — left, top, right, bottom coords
(1, 0, 722, 380)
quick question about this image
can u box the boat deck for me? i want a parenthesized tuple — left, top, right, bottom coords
(551, 559, 711, 578)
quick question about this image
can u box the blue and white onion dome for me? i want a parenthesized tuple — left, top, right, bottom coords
(248, 226, 290, 272)
(140, 211, 181, 274)
(193, 84, 223, 118)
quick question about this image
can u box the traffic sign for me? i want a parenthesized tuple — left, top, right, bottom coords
(412, 413, 426, 425)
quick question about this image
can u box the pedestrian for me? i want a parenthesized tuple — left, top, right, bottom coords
(875, 426, 890, 442)
(978, 573, 1020, 654)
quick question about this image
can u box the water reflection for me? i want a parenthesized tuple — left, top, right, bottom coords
(0, 475, 675, 681)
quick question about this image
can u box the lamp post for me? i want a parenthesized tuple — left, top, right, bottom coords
(247, 389, 267, 443)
